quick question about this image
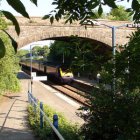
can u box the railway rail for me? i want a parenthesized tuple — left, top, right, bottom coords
(45, 81, 91, 106)
(21, 67, 93, 106)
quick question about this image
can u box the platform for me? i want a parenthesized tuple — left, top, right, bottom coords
(0, 71, 87, 140)
(74, 76, 98, 87)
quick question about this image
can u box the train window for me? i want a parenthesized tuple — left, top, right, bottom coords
(61, 67, 71, 73)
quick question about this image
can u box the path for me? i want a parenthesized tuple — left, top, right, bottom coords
(0, 73, 38, 140)
(0, 71, 86, 140)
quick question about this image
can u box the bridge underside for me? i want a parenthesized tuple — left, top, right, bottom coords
(42, 36, 112, 55)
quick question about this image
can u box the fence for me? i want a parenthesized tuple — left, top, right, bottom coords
(28, 91, 65, 140)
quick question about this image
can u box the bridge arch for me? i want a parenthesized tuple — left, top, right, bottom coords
(16, 26, 112, 49)
(6, 17, 136, 50)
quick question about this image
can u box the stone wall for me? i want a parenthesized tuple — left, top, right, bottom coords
(5, 17, 137, 49)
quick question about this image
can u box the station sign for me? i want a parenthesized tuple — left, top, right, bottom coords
(32, 76, 47, 81)
(31, 72, 36, 77)
(31, 72, 47, 81)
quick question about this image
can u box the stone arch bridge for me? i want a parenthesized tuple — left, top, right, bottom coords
(6, 17, 136, 51)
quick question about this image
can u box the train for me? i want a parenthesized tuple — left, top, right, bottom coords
(20, 60, 74, 84)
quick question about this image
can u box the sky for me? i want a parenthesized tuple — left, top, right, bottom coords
(0, 0, 56, 49)
(0, 0, 56, 16)
(0, 0, 132, 16)
(0, 0, 132, 49)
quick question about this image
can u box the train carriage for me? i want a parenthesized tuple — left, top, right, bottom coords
(20, 60, 74, 84)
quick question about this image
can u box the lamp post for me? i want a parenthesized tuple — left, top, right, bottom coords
(62, 52, 64, 63)
(30, 44, 33, 93)
(30, 43, 43, 93)
(101, 24, 127, 93)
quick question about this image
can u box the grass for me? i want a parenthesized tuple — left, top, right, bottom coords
(28, 103, 83, 140)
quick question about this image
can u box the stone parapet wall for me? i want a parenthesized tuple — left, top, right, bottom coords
(5, 16, 137, 49)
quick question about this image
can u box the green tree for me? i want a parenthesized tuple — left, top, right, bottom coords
(0, 16, 7, 30)
(0, 0, 140, 58)
(42, 45, 50, 57)
(32, 45, 41, 56)
(48, 37, 110, 77)
(44, 0, 139, 24)
(0, 0, 37, 58)
(31, 45, 50, 60)
(48, 40, 73, 64)
(91, 10, 107, 19)
(115, 30, 140, 91)
(17, 49, 29, 60)
(0, 32, 20, 93)
(108, 6, 132, 21)
(79, 29, 140, 140)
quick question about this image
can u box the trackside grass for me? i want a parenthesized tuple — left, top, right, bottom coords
(28, 104, 83, 140)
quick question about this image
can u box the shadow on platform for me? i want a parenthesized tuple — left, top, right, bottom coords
(17, 71, 30, 80)
(0, 127, 37, 140)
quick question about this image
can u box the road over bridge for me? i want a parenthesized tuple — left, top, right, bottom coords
(5, 17, 137, 50)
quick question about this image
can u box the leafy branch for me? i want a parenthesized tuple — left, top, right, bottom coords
(0, 0, 37, 58)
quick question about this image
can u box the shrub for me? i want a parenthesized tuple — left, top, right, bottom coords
(79, 87, 140, 139)
(0, 33, 20, 93)
(0, 32, 20, 94)
(78, 29, 140, 139)
(28, 103, 81, 140)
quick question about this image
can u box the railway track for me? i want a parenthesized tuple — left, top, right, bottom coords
(22, 68, 93, 106)
(45, 81, 90, 106)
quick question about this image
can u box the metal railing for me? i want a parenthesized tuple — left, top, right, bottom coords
(28, 91, 65, 140)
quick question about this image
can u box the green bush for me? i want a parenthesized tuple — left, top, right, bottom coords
(28, 103, 81, 140)
(79, 87, 140, 139)
(78, 29, 140, 139)
(0, 32, 20, 94)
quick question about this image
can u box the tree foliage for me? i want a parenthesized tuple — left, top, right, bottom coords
(25, 45, 49, 61)
(108, 6, 132, 21)
(48, 40, 73, 64)
(79, 28, 140, 140)
(18, 45, 50, 61)
(0, 0, 140, 58)
(0, 32, 20, 93)
(115, 29, 140, 91)
(48, 37, 111, 77)
(44, 0, 139, 24)
(17, 49, 29, 60)
(0, 0, 37, 58)
(91, 10, 107, 19)
(42, 45, 50, 57)
(31, 45, 50, 58)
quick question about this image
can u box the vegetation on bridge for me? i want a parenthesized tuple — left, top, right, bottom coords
(44, 0, 139, 24)
(107, 5, 132, 21)
(89, 6, 132, 21)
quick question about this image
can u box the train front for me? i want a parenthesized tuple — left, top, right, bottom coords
(59, 65, 74, 84)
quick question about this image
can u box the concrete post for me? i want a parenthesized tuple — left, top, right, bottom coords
(53, 114, 58, 129)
